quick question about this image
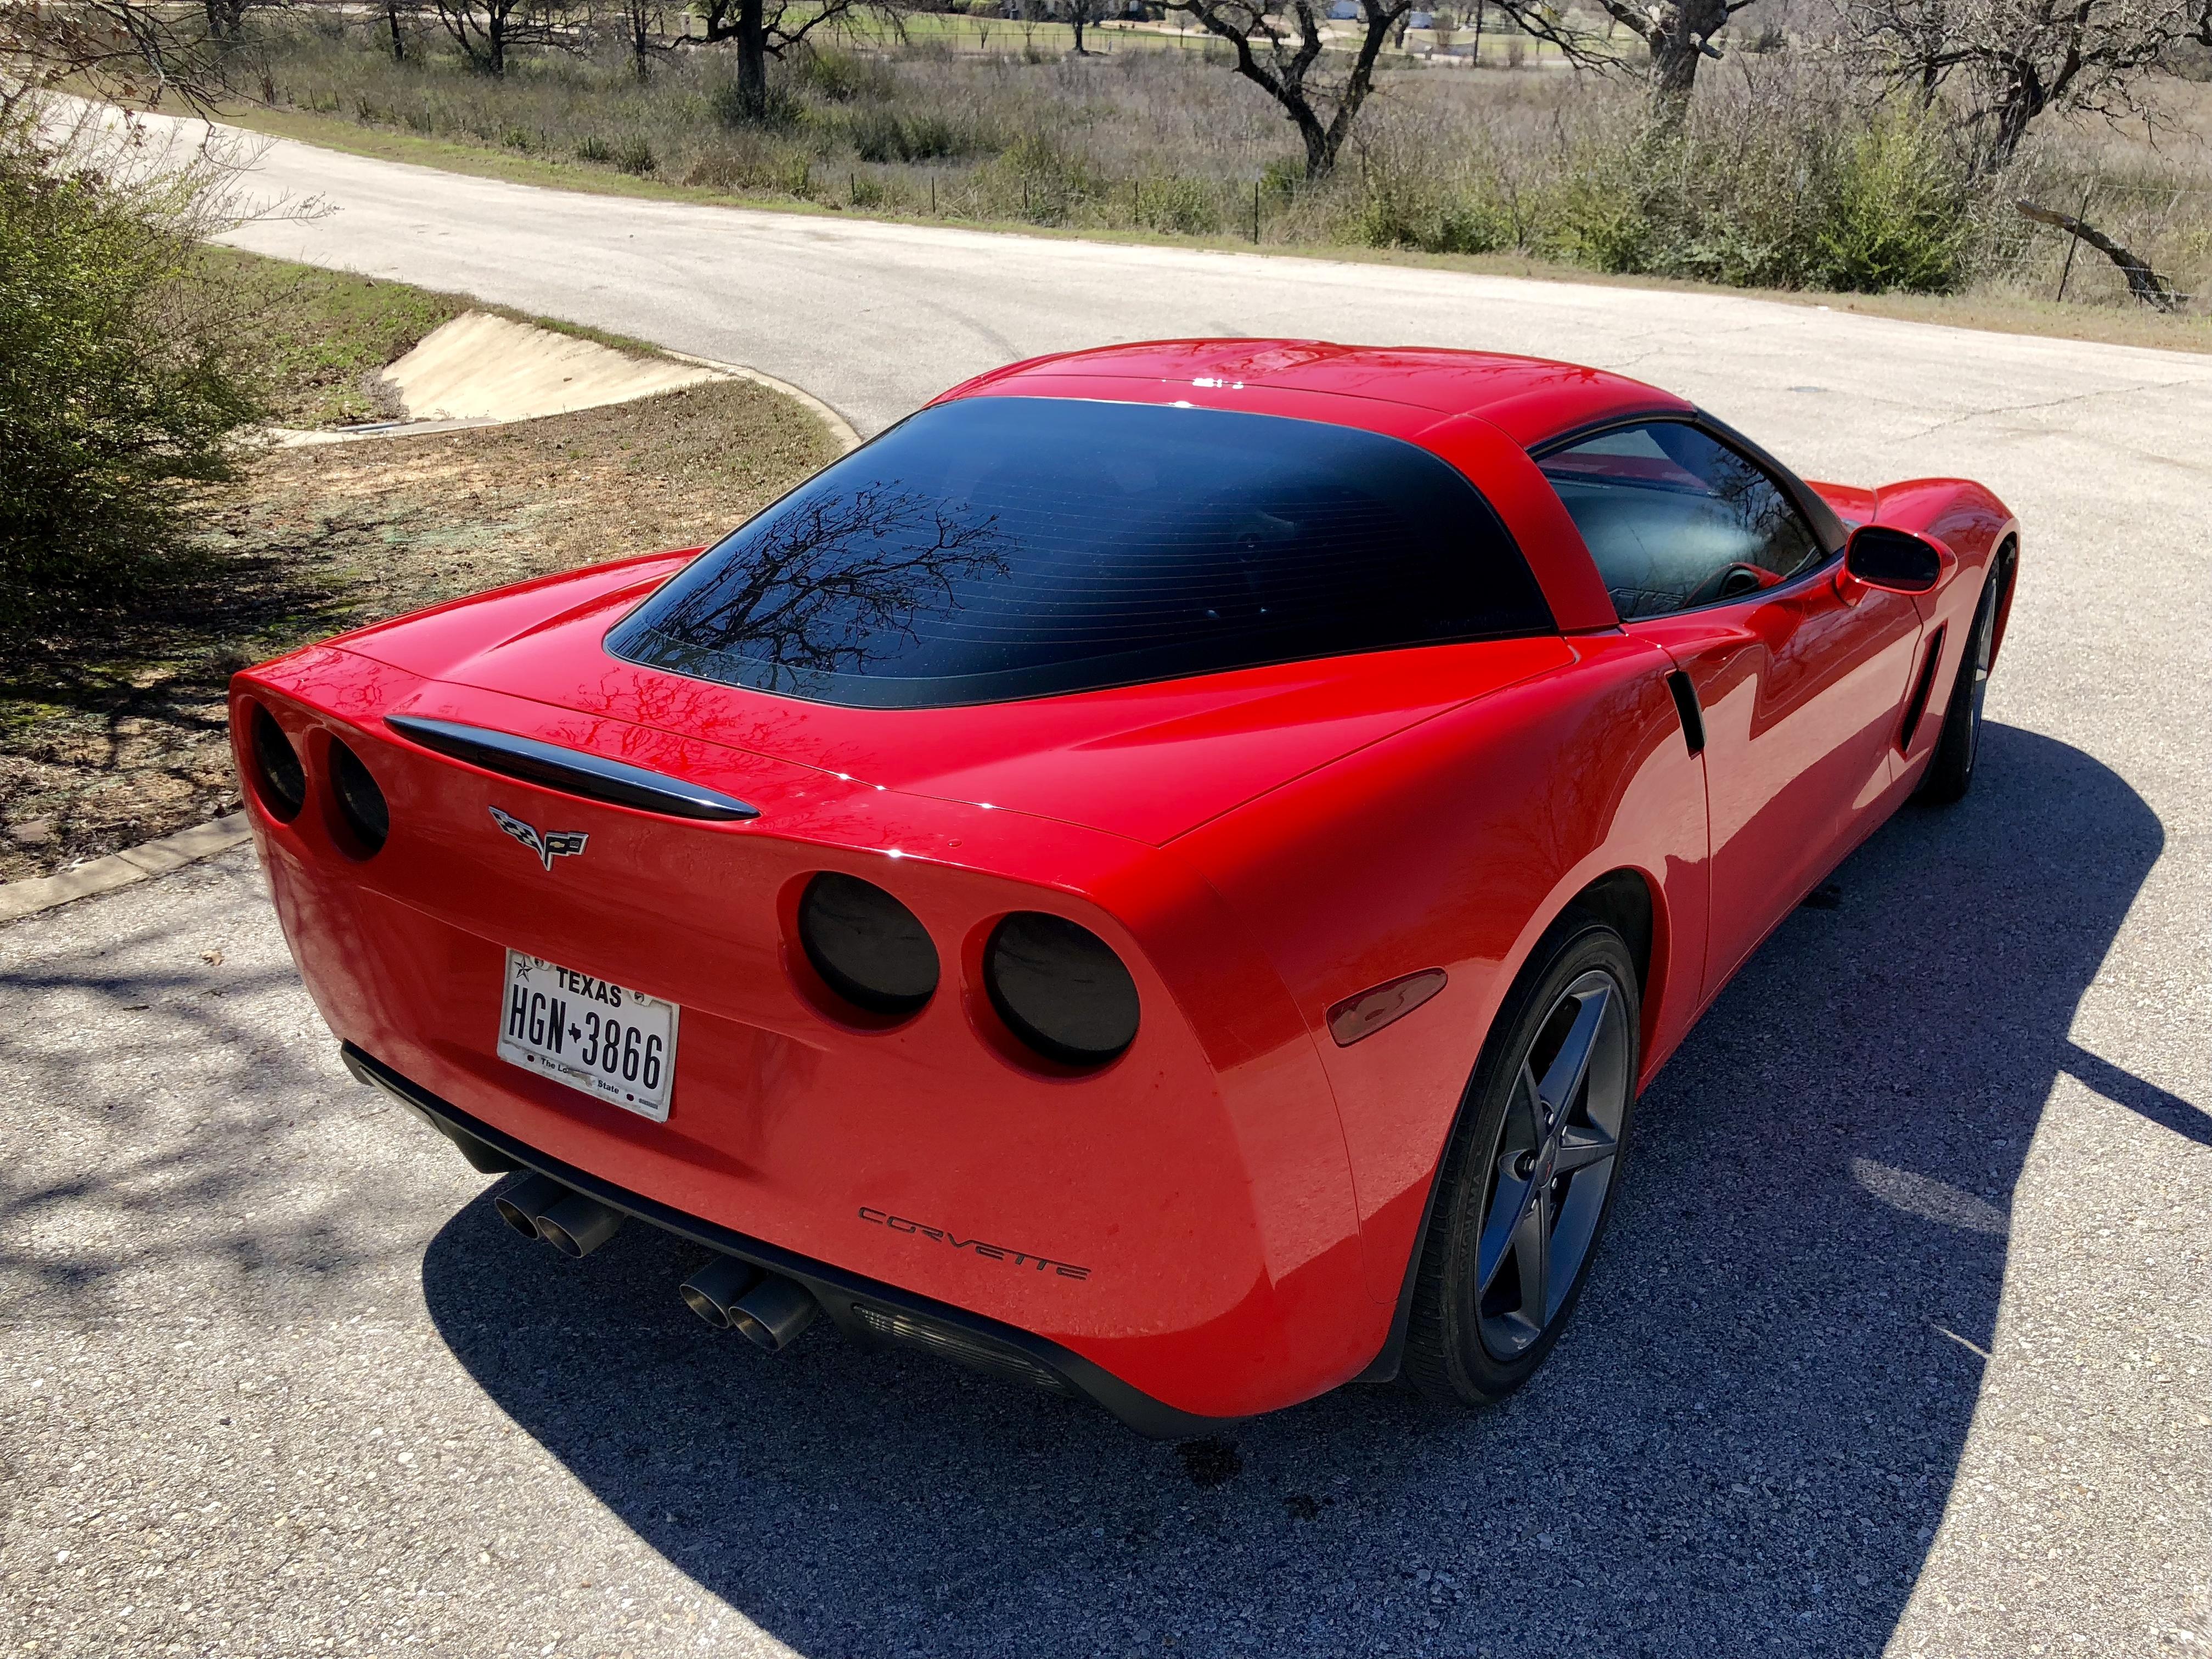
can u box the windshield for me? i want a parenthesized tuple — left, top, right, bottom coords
(605, 395, 1554, 708)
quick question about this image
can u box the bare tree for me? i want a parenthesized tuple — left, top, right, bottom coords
(687, 0, 870, 119)
(1, 0, 235, 109)
(622, 0, 665, 76)
(382, 0, 414, 61)
(433, 0, 574, 74)
(1166, 0, 1419, 181)
(1482, 0, 1760, 100)
(1837, 0, 2197, 166)
(1062, 0, 1105, 53)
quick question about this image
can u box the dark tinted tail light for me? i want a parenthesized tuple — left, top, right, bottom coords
(329, 740, 389, 854)
(247, 705, 306, 822)
(984, 912, 1139, 1067)
(798, 873, 938, 1017)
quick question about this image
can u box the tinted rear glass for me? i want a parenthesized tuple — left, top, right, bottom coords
(606, 396, 1553, 708)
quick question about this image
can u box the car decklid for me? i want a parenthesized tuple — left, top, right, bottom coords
(347, 563, 1574, 845)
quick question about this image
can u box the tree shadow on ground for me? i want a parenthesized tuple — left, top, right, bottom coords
(421, 724, 2174, 1658)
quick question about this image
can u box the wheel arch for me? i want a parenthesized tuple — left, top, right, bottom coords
(1358, 860, 1670, 1383)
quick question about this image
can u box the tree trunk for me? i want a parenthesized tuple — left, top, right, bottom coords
(1645, 0, 1725, 100)
(386, 0, 407, 61)
(738, 0, 768, 116)
(1072, 14, 1088, 51)
(2016, 198, 2182, 310)
(1298, 107, 1333, 179)
(1983, 69, 2046, 171)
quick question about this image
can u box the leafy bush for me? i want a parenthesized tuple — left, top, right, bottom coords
(0, 110, 266, 627)
(1817, 106, 1973, 293)
(794, 46, 897, 104)
(1535, 77, 1973, 294)
(1134, 175, 1223, 235)
(845, 104, 984, 162)
(707, 75, 803, 130)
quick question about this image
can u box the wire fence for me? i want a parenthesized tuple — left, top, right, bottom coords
(1993, 178, 2207, 309)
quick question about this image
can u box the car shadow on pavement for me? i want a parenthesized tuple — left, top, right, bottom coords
(421, 722, 2171, 1658)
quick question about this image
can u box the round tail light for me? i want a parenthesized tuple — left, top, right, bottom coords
(247, 705, 306, 822)
(329, 739, 389, 854)
(797, 873, 938, 1017)
(984, 912, 1139, 1067)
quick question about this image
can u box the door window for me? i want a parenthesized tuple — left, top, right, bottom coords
(1538, 423, 1823, 621)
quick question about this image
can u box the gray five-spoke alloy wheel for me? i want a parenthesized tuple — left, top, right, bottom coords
(1472, 969, 1633, 1359)
(1405, 914, 1642, 1407)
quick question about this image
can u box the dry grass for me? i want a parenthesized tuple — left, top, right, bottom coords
(225, 12, 2212, 329)
(0, 376, 837, 883)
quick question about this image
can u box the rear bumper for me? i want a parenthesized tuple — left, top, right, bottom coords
(342, 1042, 1231, 1440)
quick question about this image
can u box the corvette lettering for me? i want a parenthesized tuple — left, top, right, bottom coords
(857, 1206, 1091, 1280)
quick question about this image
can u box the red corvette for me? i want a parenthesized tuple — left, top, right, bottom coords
(232, 341, 2018, 1435)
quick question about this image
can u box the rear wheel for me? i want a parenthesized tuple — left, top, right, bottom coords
(1917, 552, 2008, 806)
(1404, 914, 1640, 1407)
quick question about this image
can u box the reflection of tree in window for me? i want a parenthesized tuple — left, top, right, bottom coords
(610, 397, 1555, 708)
(1538, 424, 1817, 620)
(654, 485, 1012, 687)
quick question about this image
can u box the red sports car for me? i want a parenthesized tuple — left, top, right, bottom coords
(233, 341, 2018, 1436)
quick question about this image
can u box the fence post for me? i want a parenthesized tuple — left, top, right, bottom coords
(1253, 179, 1260, 244)
(2055, 179, 2095, 303)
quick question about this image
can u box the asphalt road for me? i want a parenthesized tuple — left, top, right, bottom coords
(4, 121, 2210, 1659)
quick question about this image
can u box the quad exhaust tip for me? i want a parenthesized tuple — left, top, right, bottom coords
(493, 1172, 624, 1258)
(680, 1257, 818, 1352)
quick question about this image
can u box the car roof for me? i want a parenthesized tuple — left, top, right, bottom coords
(939, 339, 1692, 449)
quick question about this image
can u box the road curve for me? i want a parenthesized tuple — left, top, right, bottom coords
(2, 112, 2208, 1659)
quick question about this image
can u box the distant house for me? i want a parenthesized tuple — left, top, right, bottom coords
(1408, 8, 1433, 24)
(1328, 1, 1359, 17)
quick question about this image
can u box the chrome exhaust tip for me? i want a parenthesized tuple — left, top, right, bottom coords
(678, 1256, 762, 1329)
(728, 1275, 819, 1352)
(493, 1172, 565, 1240)
(534, 1190, 624, 1258)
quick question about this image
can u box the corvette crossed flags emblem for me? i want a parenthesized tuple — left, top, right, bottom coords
(489, 805, 589, 872)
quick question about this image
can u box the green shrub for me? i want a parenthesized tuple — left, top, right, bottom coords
(1134, 175, 1223, 235)
(1534, 85, 1974, 295)
(795, 46, 896, 103)
(614, 135, 657, 175)
(1816, 105, 1972, 293)
(0, 112, 265, 627)
(575, 133, 613, 162)
(846, 105, 982, 163)
(707, 76, 804, 130)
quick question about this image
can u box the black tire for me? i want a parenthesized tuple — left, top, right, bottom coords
(1917, 550, 2009, 806)
(1403, 912, 1641, 1408)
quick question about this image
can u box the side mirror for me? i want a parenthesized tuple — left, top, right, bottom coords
(1845, 525, 1954, 594)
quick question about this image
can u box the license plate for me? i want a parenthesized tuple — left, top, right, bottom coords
(497, 950, 678, 1122)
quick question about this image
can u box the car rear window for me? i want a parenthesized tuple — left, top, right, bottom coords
(605, 396, 1554, 708)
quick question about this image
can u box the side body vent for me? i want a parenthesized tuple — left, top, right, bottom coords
(1898, 625, 1948, 753)
(1665, 670, 1706, 757)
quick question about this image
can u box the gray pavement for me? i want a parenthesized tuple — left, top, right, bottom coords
(3, 121, 2210, 1658)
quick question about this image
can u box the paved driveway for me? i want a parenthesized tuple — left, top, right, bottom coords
(3, 120, 2208, 1657)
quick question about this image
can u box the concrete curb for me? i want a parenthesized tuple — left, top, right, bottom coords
(661, 351, 864, 452)
(0, 814, 252, 925)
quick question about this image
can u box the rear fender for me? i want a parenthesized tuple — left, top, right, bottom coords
(1175, 631, 1704, 1315)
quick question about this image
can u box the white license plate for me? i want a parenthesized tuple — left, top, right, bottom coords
(497, 950, 678, 1122)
